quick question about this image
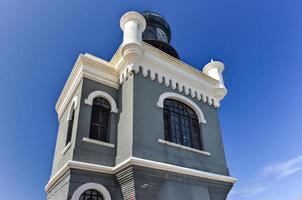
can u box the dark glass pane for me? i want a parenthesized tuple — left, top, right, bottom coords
(91, 106, 101, 124)
(100, 127, 108, 142)
(163, 99, 202, 150)
(94, 97, 111, 109)
(170, 112, 181, 144)
(181, 116, 192, 147)
(101, 110, 109, 125)
(188, 107, 198, 119)
(192, 119, 202, 150)
(89, 125, 99, 140)
(164, 99, 170, 107)
(89, 97, 111, 142)
(66, 110, 75, 145)
(163, 109, 171, 141)
(80, 189, 104, 200)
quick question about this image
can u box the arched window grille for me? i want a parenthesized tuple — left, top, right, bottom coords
(89, 97, 111, 142)
(80, 189, 104, 200)
(163, 99, 202, 150)
(66, 109, 75, 146)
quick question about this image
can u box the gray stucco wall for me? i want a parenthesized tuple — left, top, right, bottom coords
(158, 181, 211, 200)
(132, 71, 229, 175)
(47, 171, 71, 200)
(48, 71, 232, 200)
(51, 72, 230, 176)
(51, 81, 83, 176)
(48, 169, 123, 200)
(73, 78, 118, 167)
(68, 169, 123, 200)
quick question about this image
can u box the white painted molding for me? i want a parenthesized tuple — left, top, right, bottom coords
(158, 139, 211, 156)
(120, 11, 146, 32)
(130, 157, 235, 182)
(66, 96, 78, 122)
(45, 157, 237, 192)
(83, 137, 115, 148)
(120, 11, 146, 63)
(56, 54, 119, 119)
(203, 60, 225, 74)
(203, 60, 227, 101)
(61, 142, 71, 155)
(157, 92, 206, 124)
(71, 182, 111, 200)
(84, 91, 118, 113)
(56, 43, 228, 119)
(113, 42, 223, 108)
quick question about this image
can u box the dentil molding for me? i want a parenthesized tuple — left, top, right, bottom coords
(56, 43, 227, 119)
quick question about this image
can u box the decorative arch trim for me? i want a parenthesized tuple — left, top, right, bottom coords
(71, 182, 111, 200)
(66, 96, 78, 121)
(85, 91, 118, 113)
(157, 92, 206, 124)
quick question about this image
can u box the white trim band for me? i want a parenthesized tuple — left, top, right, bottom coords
(158, 139, 211, 156)
(83, 137, 115, 148)
(85, 90, 118, 113)
(45, 157, 236, 192)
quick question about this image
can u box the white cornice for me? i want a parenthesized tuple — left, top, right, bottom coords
(111, 42, 218, 84)
(113, 42, 223, 107)
(45, 157, 237, 192)
(55, 54, 119, 119)
(56, 42, 227, 118)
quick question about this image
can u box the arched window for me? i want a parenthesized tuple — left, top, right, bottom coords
(163, 99, 202, 150)
(71, 183, 111, 200)
(80, 189, 104, 200)
(89, 97, 111, 142)
(66, 109, 75, 145)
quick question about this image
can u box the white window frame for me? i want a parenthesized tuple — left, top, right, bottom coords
(157, 92, 206, 124)
(84, 91, 118, 113)
(71, 182, 111, 200)
(66, 96, 78, 122)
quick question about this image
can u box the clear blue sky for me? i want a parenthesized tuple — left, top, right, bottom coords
(1, 0, 302, 199)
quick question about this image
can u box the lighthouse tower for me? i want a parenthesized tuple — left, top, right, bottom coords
(45, 11, 236, 200)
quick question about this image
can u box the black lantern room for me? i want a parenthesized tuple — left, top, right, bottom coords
(141, 11, 179, 59)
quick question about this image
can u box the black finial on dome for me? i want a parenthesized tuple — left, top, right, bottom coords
(141, 11, 179, 59)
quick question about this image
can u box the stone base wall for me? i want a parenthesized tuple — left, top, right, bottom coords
(46, 166, 232, 200)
